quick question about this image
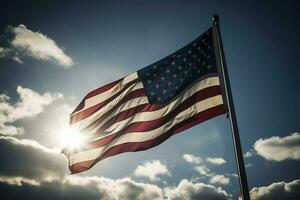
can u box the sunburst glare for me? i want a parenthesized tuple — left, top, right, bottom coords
(63, 127, 83, 149)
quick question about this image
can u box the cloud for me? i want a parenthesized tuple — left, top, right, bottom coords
(134, 160, 170, 182)
(0, 175, 164, 200)
(194, 165, 230, 185)
(209, 175, 230, 185)
(165, 179, 229, 200)
(244, 149, 255, 158)
(0, 136, 164, 200)
(245, 164, 252, 168)
(0, 47, 4, 57)
(250, 179, 300, 200)
(0, 136, 67, 183)
(0, 135, 232, 199)
(206, 157, 226, 165)
(183, 154, 202, 164)
(0, 86, 62, 135)
(0, 24, 73, 67)
(194, 165, 212, 176)
(254, 132, 300, 161)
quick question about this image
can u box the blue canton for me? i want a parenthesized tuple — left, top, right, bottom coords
(138, 28, 217, 104)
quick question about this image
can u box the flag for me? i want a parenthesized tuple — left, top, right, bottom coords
(63, 28, 226, 173)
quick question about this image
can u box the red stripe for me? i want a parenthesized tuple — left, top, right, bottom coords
(64, 86, 222, 156)
(86, 79, 121, 99)
(68, 105, 225, 174)
(70, 80, 142, 124)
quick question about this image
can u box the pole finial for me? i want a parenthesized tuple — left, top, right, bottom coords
(212, 14, 220, 24)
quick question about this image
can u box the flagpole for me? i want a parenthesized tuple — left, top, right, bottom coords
(212, 15, 250, 200)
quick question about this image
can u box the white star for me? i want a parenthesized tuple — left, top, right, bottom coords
(160, 77, 165, 80)
(173, 74, 177, 78)
(178, 66, 182, 70)
(168, 82, 172, 86)
(171, 61, 176, 65)
(153, 65, 157, 69)
(166, 69, 170, 73)
(188, 50, 192, 54)
(183, 58, 187, 62)
(156, 84, 159, 88)
(193, 43, 197, 46)
(147, 80, 152, 83)
(163, 89, 167, 94)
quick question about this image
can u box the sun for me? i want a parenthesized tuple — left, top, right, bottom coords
(62, 127, 83, 149)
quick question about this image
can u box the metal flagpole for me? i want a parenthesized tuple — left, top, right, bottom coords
(211, 15, 250, 200)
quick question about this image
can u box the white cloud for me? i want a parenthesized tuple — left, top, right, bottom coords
(183, 154, 202, 164)
(244, 150, 255, 158)
(12, 56, 23, 64)
(254, 132, 300, 161)
(194, 165, 230, 185)
(250, 179, 300, 200)
(0, 47, 4, 57)
(209, 175, 230, 185)
(134, 160, 170, 182)
(206, 157, 226, 165)
(0, 24, 73, 67)
(245, 164, 252, 168)
(66, 176, 163, 200)
(194, 165, 212, 176)
(165, 179, 229, 200)
(0, 86, 62, 135)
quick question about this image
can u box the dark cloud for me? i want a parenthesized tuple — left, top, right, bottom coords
(0, 176, 164, 200)
(0, 136, 163, 200)
(0, 136, 67, 182)
(250, 179, 300, 200)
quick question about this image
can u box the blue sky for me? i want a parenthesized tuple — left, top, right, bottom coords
(0, 1, 299, 200)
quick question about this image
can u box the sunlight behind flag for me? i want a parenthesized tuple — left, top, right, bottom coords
(63, 127, 83, 149)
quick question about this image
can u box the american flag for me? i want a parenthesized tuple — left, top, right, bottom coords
(63, 28, 226, 173)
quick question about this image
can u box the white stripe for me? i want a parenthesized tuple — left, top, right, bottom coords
(68, 95, 223, 165)
(72, 72, 138, 115)
(74, 76, 221, 140)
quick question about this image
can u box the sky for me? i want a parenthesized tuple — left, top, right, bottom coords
(0, 0, 299, 199)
